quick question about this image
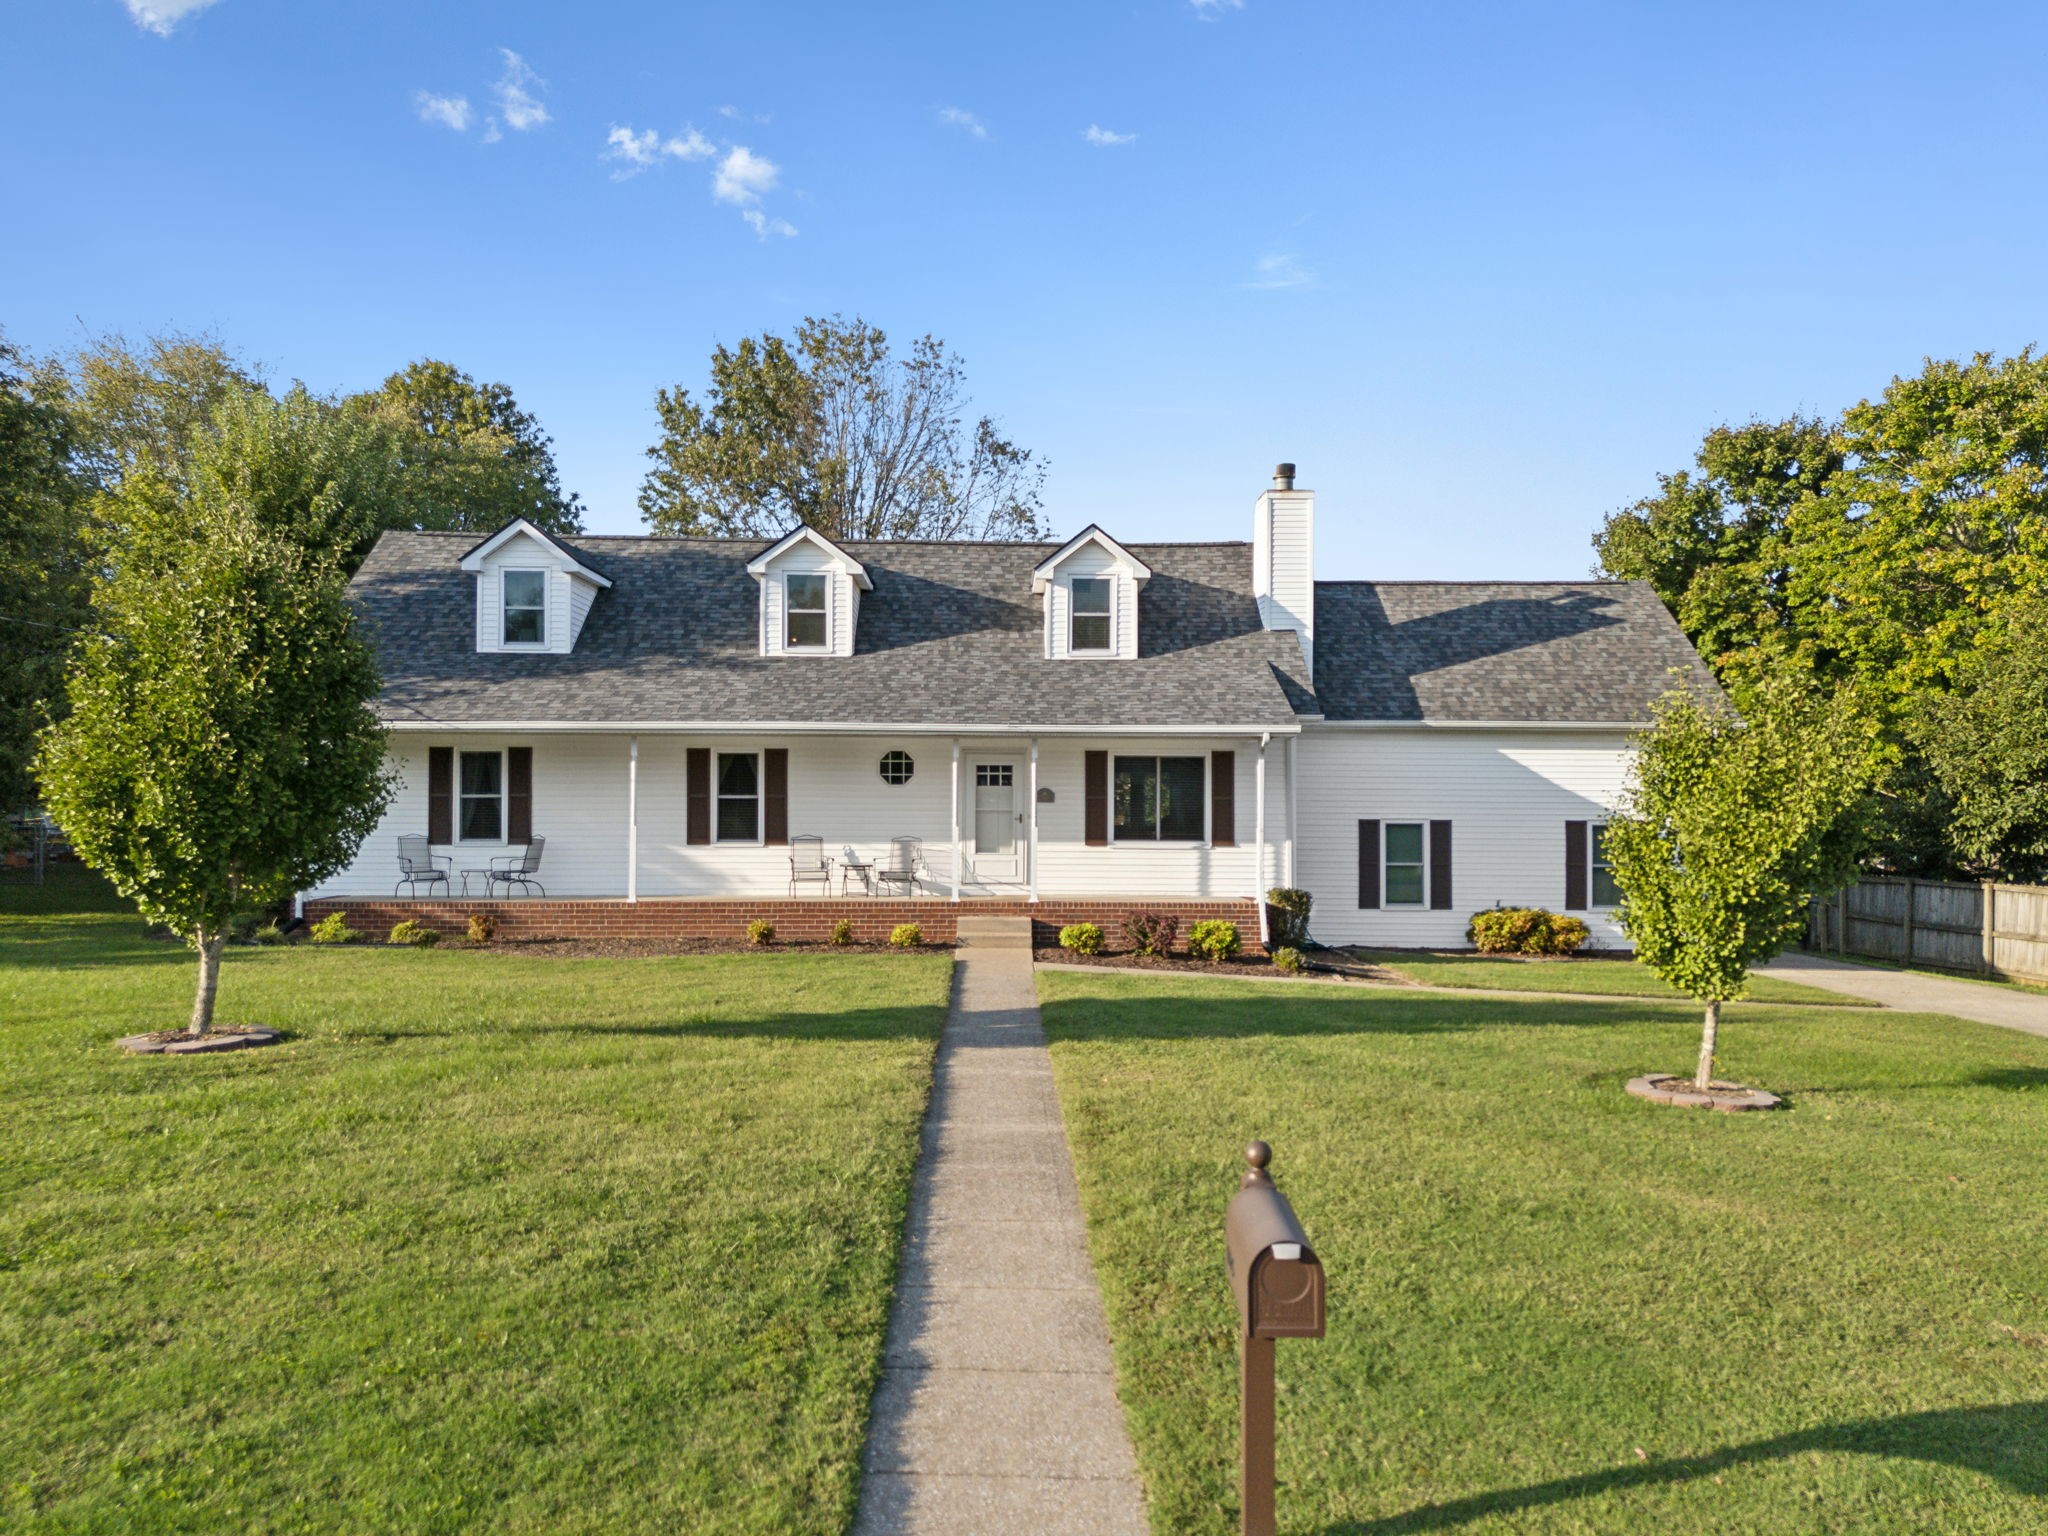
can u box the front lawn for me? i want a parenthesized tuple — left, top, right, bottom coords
(1040, 969, 2048, 1535)
(1351, 947, 1853, 1005)
(1, 892, 950, 1535)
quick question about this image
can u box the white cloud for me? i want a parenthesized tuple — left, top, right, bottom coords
(493, 48, 550, 131)
(938, 106, 987, 140)
(606, 124, 716, 178)
(742, 210, 798, 239)
(712, 145, 780, 205)
(717, 104, 772, 124)
(123, 0, 219, 36)
(1246, 253, 1314, 290)
(1083, 124, 1136, 146)
(414, 92, 473, 132)
(664, 127, 715, 161)
(1190, 0, 1244, 14)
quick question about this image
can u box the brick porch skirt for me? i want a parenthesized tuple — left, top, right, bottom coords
(300, 896, 1265, 953)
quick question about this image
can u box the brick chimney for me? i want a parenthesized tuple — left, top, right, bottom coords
(1253, 462, 1314, 680)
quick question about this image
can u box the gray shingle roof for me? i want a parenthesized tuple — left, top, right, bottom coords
(1311, 580, 1716, 723)
(350, 531, 1311, 729)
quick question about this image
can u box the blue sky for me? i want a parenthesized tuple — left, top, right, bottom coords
(5, 1, 2046, 578)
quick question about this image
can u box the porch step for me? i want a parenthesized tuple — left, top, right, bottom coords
(955, 915, 1033, 951)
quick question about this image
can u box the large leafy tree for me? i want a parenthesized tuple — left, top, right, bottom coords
(54, 330, 258, 495)
(1604, 682, 1870, 1090)
(639, 314, 1047, 541)
(1916, 601, 2048, 881)
(37, 495, 391, 1036)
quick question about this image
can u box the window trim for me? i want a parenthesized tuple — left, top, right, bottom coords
(1590, 821, 1620, 908)
(500, 568, 548, 648)
(1108, 753, 1208, 846)
(456, 748, 506, 844)
(1382, 819, 1428, 907)
(1068, 577, 1113, 654)
(714, 750, 762, 845)
(783, 572, 829, 651)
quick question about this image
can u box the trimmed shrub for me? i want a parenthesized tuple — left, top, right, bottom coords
(889, 923, 923, 949)
(829, 918, 855, 947)
(466, 912, 498, 945)
(250, 920, 286, 946)
(1188, 919, 1242, 963)
(1058, 922, 1105, 956)
(389, 919, 441, 947)
(747, 918, 776, 947)
(308, 911, 359, 945)
(1123, 910, 1179, 958)
(1271, 945, 1305, 974)
(1267, 887, 1313, 950)
(1468, 907, 1589, 957)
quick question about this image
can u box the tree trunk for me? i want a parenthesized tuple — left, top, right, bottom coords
(190, 929, 224, 1037)
(1694, 997, 1721, 1090)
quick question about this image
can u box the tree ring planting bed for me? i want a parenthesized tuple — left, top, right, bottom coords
(1626, 1074, 1782, 1112)
(119, 1027, 284, 1056)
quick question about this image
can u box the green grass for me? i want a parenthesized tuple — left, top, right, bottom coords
(1351, 947, 1855, 1006)
(1040, 968, 2048, 1535)
(2, 887, 950, 1535)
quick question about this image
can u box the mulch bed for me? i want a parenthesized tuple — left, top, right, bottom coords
(1625, 1074, 1784, 1113)
(119, 1026, 283, 1056)
(1034, 947, 1274, 976)
(470, 937, 954, 960)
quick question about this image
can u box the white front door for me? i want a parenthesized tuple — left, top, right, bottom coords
(972, 762, 1021, 881)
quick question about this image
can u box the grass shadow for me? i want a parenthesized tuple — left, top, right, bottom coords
(1042, 984, 1683, 1043)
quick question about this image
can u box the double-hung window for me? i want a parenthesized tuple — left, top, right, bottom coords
(458, 750, 504, 841)
(1113, 755, 1205, 842)
(1070, 578, 1111, 652)
(716, 752, 760, 842)
(785, 574, 827, 649)
(502, 570, 546, 646)
(1383, 822, 1426, 906)
(1591, 822, 1621, 907)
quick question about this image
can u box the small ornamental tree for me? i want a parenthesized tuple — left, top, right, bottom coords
(1604, 680, 1868, 1090)
(36, 498, 392, 1035)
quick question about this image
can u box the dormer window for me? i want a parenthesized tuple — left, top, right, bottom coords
(1070, 578, 1112, 652)
(502, 570, 547, 646)
(785, 574, 828, 649)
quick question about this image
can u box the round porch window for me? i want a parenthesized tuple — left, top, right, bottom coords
(879, 750, 915, 785)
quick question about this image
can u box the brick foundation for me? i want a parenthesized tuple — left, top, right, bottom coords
(300, 896, 1264, 953)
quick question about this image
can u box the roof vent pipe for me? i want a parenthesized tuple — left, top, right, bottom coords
(1272, 462, 1296, 491)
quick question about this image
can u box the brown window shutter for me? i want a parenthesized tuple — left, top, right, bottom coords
(1358, 819, 1380, 908)
(427, 746, 453, 844)
(506, 747, 533, 844)
(1564, 820, 1588, 910)
(687, 748, 711, 846)
(763, 748, 789, 846)
(1429, 820, 1453, 910)
(1210, 751, 1236, 847)
(1084, 751, 1108, 846)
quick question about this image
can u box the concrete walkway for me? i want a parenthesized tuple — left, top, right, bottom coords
(852, 916, 1147, 1536)
(1758, 951, 2048, 1040)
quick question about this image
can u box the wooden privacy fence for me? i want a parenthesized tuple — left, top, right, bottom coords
(1807, 877, 2048, 985)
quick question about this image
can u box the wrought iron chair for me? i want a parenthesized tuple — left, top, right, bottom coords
(874, 836, 924, 899)
(482, 836, 547, 899)
(789, 835, 832, 897)
(394, 834, 451, 898)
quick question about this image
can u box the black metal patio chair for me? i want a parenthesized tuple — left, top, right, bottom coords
(874, 836, 924, 899)
(394, 834, 452, 898)
(475, 836, 547, 899)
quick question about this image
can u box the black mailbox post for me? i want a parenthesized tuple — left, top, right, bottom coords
(1224, 1140, 1324, 1536)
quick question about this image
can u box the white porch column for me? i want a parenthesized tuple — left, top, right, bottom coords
(626, 735, 640, 903)
(1028, 738, 1040, 904)
(1254, 733, 1268, 945)
(950, 738, 962, 904)
(1284, 734, 1298, 888)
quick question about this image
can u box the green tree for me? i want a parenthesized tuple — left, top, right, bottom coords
(36, 498, 391, 1036)
(53, 330, 259, 494)
(640, 314, 1047, 541)
(1917, 600, 2048, 880)
(1604, 681, 1869, 1090)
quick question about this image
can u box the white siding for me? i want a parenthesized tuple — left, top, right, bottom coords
(1043, 544, 1140, 660)
(754, 544, 859, 658)
(472, 531, 597, 656)
(1295, 728, 1634, 949)
(1254, 488, 1314, 675)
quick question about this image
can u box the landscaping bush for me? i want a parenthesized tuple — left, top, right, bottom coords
(1188, 919, 1242, 963)
(747, 918, 776, 947)
(250, 920, 286, 946)
(1272, 945, 1305, 974)
(466, 912, 497, 945)
(1468, 907, 1589, 956)
(389, 919, 441, 947)
(1058, 922, 1105, 956)
(889, 923, 923, 949)
(307, 911, 359, 945)
(830, 918, 855, 947)
(1267, 887, 1313, 949)
(1123, 910, 1179, 957)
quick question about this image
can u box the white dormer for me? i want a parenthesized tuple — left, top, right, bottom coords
(745, 525, 873, 659)
(1032, 525, 1152, 660)
(460, 519, 612, 656)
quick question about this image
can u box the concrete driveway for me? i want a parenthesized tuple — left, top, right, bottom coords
(1758, 952, 2048, 1041)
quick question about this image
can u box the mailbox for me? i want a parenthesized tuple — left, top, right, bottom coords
(1225, 1143, 1325, 1339)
